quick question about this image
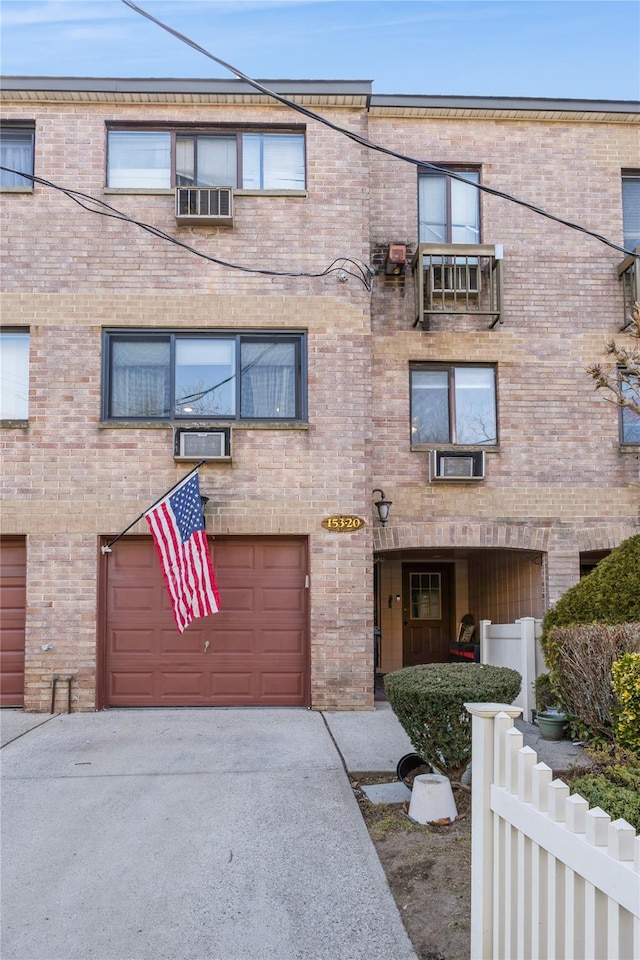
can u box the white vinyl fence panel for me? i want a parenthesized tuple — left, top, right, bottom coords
(466, 704, 640, 960)
(479, 618, 544, 719)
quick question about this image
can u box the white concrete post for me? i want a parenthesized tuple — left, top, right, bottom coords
(466, 702, 522, 960)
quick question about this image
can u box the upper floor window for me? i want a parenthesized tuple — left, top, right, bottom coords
(621, 374, 640, 443)
(103, 331, 306, 422)
(622, 171, 640, 252)
(411, 363, 497, 445)
(0, 124, 34, 189)
(106, 128, 306, 191)
(418, 168, 480, 245)
(0, 330, 29, 419)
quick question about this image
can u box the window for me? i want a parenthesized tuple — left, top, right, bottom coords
(103, 332, 306, 422)
(410, 572, 441, 619)
(107, 128, 306, 190)
(0, 331, 29, 419)
(622, 172, 640, 251)
(418, 168, 480, 244)
(411, 364, 497, 445)
(621, 373, 640, 443)
(0, 124, 34, 189)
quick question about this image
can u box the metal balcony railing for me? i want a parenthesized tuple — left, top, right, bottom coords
(618, 247, 639, 331)
(412, 243, 503, 329)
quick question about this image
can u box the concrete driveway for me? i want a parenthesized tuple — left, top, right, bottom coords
(0, 708, 417, 960)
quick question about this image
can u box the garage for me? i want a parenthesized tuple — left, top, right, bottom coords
(103, 536, 309, 707)
(0, 538, 26, 707)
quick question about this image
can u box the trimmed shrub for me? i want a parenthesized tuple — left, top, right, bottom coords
(541, 534, 640, 638)
(612, 652, 640, 755)
(383, 663, 521, 781)
(542, 624, 640, 742)
(569, 748, 640, 831)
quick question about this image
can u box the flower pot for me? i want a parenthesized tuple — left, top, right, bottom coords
(536, 712, 567, 741)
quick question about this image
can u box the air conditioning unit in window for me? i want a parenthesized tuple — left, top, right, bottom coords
(429, 450, 485, 481)
(174, 427, 231, 462)
(175, 187, 234, 226)
(431, 264, 480, 294)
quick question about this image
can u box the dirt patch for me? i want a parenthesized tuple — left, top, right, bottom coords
(352, 773, 471, 960)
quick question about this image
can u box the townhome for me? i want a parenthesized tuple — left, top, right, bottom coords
(1, 77, 638, 711)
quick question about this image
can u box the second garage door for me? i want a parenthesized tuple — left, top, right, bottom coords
(104, 536, 309, 707)
(0, 538, 26, 707)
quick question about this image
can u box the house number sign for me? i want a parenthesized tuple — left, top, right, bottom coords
(321, 515, 366, 532)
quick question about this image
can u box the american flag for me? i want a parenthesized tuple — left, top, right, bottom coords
(144, 472, 220, 633)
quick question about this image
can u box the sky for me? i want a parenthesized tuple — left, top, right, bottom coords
(0, 0, 639, 101)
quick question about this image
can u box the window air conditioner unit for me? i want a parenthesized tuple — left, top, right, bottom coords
(175, 187, 234, 226)
(174, 427, 231, 461)
(431, 264, 480, 294)
(429, 450, 485, 481)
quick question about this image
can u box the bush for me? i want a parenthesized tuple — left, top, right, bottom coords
(612, 653, 640, 755)
(541, 534, 640, 637)
(569, 746, 640, 830)
(533, 672, 558, 713)
(542, 624, 640, 742)
(383, 663, 521, 781)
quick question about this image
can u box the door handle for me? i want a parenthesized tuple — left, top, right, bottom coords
(204, 640, 210, 653)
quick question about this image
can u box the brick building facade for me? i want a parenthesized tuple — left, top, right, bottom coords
(1, 78, 638, 711)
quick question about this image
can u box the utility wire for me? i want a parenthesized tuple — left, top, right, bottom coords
(0, 167, 373, 290)
(122, 0, 639, 261)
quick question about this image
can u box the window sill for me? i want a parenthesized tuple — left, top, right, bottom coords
(411, 443, 500, 453)
(1, 419, 29, 428)
(234, 190, 307, 198)
(620, 444, 640, 453)
(103, 188, 174, 195)
(0, 187, 33, 194)
(98, 421, 309, 430)
(102, 188, 307, 198)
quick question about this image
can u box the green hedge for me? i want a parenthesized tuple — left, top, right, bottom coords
(612, 653, 640, 756)
(570, 759, 640, 831)
(384, 663, 521, 780)
(541, 534, 640, 638)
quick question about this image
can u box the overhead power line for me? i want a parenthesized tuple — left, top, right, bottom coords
(0, 168, 373, 290)
(122, 0, 639, 261)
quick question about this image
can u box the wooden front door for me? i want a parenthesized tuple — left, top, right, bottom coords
(402, 563, 453, 666)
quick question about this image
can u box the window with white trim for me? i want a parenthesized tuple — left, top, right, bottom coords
(411, 363, 497, 445)
(106, 128, 306, 190)
(622, 171, 640, 252)
(103, 331, 306, 422)
(0, 124, 34, 189)
(621, 373, 640, 443)
(418, 167, 480, 245)
(0, 330, 29, 419)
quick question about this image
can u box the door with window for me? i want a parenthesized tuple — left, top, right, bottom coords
(402, 564, 453, 666)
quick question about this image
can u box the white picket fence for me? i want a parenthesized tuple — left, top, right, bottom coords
(466, 704, 640, 960)
(479, 618, 544, 721)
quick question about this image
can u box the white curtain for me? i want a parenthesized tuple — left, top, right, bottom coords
(242, 134, 305, 190)
(0, 132, 32, 187)
(0, 332, 29, 418)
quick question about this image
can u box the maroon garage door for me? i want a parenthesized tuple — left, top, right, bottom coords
(0, 538, 26, 707)
(104, 536, 309, 707)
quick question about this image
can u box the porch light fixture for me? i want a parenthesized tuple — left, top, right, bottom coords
(200, 495, 209, 528)
(373, 488, 392, 525)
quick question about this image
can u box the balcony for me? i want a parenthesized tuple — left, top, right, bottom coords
(618, 248, 639, 330)
(412, 244, 503, 329)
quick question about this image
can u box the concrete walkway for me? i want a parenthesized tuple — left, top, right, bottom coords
(1, 707, 418, 960)
(0, 703, 591, 960)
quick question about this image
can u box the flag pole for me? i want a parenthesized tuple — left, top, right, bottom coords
(101, 460, 206, 553)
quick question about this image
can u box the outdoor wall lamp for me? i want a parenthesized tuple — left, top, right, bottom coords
(372, 488, 392, 525)
(200, 495, 209, 528)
